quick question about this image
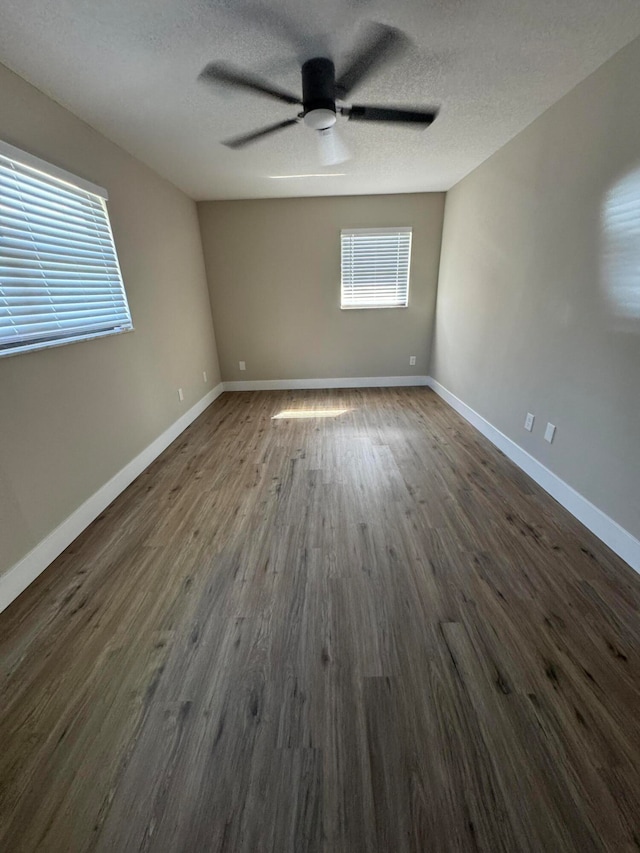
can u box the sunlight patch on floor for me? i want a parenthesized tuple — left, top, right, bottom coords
(272, 408, 349, 420)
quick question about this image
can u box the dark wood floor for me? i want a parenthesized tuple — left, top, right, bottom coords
(1, 388, 639, 852)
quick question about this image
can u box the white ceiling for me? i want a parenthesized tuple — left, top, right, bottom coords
(1, 0, 640, 200)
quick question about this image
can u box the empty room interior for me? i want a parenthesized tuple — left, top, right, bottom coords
(1, 0, 640, 849)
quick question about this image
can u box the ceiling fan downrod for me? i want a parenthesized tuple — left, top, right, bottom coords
(301, 57, 337, 130)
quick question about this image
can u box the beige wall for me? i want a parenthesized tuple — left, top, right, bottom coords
(0, 63, 221, 575)
(432, 37, 640, 540)
(198, 194, 444, 382)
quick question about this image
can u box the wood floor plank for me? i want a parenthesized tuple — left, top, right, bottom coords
(1, 387, 639, 852)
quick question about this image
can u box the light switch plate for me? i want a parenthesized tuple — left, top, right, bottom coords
(544, 422, 556, 443)
(239, 361, 246, 371)
(525, 413, 535, 432)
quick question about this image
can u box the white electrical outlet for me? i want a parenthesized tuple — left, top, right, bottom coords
(409, 355, 417, 366)
(524, 413, 535, 432)
(178, 388, 184, 402)
(203, 370, 208, 383)
(239, 361, 246, 371)
(544, 422, 556, 443)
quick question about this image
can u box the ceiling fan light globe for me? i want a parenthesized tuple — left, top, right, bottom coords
(303, 108, 337, 130)
(317, 127, 350, 166)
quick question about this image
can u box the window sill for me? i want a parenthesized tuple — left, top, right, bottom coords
(0, 325, 135, 359)
(340, 304, 409, 310)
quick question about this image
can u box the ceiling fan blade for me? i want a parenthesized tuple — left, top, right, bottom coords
(335, 23, 408, 98)
(347, 105, 438, 126)
(222, 118, 300, 149)
(199, 62, 301, 105)
(317, 127, 350, 166)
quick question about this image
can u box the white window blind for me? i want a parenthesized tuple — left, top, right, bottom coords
(0, 140, 132, 357)
(341, 227, 412, 309)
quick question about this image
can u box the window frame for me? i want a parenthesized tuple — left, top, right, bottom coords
(0, 139, 133, 359)
(340, 226, 412, 311)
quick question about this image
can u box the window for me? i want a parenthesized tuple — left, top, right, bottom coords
(341, 227, 412, 309)
(0, 140, 132, 358)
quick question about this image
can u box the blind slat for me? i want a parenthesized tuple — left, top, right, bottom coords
(1, 209, 112, 241)
(1, 195, 112, 233)
(1, 229, 117, 256)
(1, 305, 128, 322)
(0, 162, 104, 208)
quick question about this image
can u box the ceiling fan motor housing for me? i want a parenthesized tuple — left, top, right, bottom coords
(302, 57, 337, 130)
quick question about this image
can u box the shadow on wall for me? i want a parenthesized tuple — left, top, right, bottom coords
(602, 164, 640, 331)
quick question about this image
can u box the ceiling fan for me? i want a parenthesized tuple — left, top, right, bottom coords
(198, 23, 439, 166)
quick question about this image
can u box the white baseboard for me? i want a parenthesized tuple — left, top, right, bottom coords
(427, 377, 640, 573)
(223, 375, 429, 392)
(0, 383, 224, 614)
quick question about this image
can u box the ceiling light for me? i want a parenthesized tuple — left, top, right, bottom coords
(267, 173, 345, 179)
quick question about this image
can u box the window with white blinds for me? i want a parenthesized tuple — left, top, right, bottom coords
(341, 227, 412, 309)
(0, 140, 132, 358)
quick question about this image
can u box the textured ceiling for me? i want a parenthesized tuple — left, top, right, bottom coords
(1, 0, 640, 200)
